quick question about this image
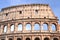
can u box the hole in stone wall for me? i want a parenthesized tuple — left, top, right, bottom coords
(6, 13, 8, 16)
(19, 11, 22, 14)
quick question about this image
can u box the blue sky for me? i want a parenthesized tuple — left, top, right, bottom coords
(0, 0, 60, 23)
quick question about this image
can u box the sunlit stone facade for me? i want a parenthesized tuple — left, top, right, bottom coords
(0, 4, 60, 40)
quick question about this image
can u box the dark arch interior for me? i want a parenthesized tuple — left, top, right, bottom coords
(17, 38, 21, 40)
(26, 38, 30, 40)
(44, 38, 49, 40)
(1, 39, 5, 40)
(53, 38, 58, 40)
(9, 38, 12, 40)
(35, 38, 40, 40)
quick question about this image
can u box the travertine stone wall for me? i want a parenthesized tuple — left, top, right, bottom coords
(0, 4, 60, 40)
(0, 4, 57, 21)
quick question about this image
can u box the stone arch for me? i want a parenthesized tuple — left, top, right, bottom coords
(51, 23, 56, 31)
(34, 37, 40, 40)
(10, 24, 14, 32)
(18, 23, 22, 31)
(3, 25, 7, 33)
(26, 23, 31, 30)
(44, 37, 49, 40)
(53, 38, 58, 40)
(17, 38, 21, 40)
(26, 38, 30, 40)
(43, 23, 48, 31)
(1, 39, 5, 40)
(34, 23, 40, 31)
(9, 38, 13, 40)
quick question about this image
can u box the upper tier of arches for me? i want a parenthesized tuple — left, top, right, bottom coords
(0, 22, 57, 34)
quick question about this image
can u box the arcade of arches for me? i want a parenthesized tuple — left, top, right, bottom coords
(0, 22, 59, 40)
(2, 23, 57, 33)
(1, 37, 59, 40)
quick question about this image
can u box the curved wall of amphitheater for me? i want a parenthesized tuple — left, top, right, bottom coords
(0, 4, 60, 40)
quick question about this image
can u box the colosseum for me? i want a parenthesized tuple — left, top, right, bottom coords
(0, 4, 60, 40)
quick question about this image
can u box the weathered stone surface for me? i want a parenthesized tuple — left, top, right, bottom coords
(0, 4, 60, 40)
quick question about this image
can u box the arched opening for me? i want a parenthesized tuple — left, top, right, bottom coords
(26, 23, 31, 30)
(17, 38, 21, 40)
(9, 38, 12, 40)
(26, 38, 30, 40)
(44, 37, 49, 40)
(1, 39, 5, 40)
(3, 25, 7, 33)
(34, 23, 40, 31)
(53, 38, 58, 40)
(43, 23, 48, 31)
(51, 24, 56, 31)
(35, 37, 40, 40)
(18, 23, 22, 31)
(10, 24, 14, 32)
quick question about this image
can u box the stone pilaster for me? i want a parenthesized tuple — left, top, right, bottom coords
(32, 22, 34, 32)
(41, 35, 43, 40)
(6, 36, 8, 40)
(7, 23, 10, 33)
(14, 23, 18, 33)
(49, 23, 52, 32)
(41, 22, 43, 32)
(23, 36, 25, 40)
(0, 25, 1, 34)
(14, 36, 16, 40)
(56, 25, 59, 32)
(23, 22, 25, 32)
(32, 36, 34, 40)
(1, 25, 4, 34)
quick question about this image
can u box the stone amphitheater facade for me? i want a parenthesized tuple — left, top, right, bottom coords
(0, 4, 60, 40)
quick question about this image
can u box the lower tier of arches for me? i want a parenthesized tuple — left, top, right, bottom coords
(0, 34, 60, 40)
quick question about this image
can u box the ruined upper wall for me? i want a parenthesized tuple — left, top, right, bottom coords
(1, 4, 49, 11)
(0, 4, 58, 21)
